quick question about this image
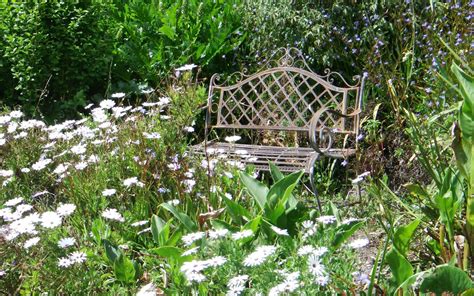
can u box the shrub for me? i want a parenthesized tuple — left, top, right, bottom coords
(0, 2, 115, 120)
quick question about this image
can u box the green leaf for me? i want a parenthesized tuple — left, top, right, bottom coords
(159, 25, 175, 40)
(222, 194, 251, 225)
(114, 254, 136, 283)
(150, 246, 182, 259)
(331, 220, 364, 249)
(420, 265, 474, 294)
(403, 183, 429, 198)
(269, 162, 284, 181)
(393, 219, 420, 256)
(239, 171, 269, 211)
(243, 215, 261, 234)
(386, 248, 413, 286)
(103, 239, 120, 264)
(160, 203, 197, 232)
(452, 63, 474, 141)
(266, 170, 303, 210)
(151, 215, 165, 244)
(210, 219, 239, 232)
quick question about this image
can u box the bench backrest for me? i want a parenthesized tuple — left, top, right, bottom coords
(206, 48, 366, 135)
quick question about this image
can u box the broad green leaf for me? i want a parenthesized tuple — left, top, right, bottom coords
(243, 215, 261, 233)
(420, 265, 474, 294)
(331, 220, 364, 249)
(210, 219, 239, 232)
(386, 248, 413, 286)
(393, 219, 420, 256)
(266, 170, 303, 210)
(103, 239, 120, 264)
(222, 194, 251, 225)
(151, 215, 165, 244)
(329, 201, 341, 224)
(452, 63, 474, 140)
(114, 254, 136, 283)
(150, 246, 182, 259)
(397, 271, 428, 296)
(462, 289, 474, 296)
(160, 203, 197, 232)
(239, 171, 269, 211)
(269, 162, 284, 181)
(159, 25, 175, 40)
(403, 183, 429, 198)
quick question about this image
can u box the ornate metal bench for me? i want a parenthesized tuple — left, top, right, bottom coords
(191, 48, 367, 208)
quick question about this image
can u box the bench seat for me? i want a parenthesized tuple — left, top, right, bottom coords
(190, 142, 355, 173)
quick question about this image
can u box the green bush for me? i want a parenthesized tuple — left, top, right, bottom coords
(0, 2, 115, 120)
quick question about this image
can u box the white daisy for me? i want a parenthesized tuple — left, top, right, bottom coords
(231, 229, 253, 241)
(24, 237, 40, 249)
(58, 237, 76, 248)
(101, 208, 125, 222)
(182, 232, 205, 246)
(102, 189, 117, 197)
(56, 203, 76, 217)
(271, 225, 289, 236)
(40, 211, 62, 228)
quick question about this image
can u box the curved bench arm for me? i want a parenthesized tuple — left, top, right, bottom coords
(309, 108, 361, 156)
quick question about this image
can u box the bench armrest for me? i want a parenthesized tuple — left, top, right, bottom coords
(309, 108, 361, 156)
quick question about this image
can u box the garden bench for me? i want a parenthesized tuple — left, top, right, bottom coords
(191, 48, 367, 208)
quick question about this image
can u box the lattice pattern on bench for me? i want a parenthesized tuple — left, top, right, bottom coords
(191, 47, 367, 173)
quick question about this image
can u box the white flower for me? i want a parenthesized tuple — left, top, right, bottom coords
(313, 246, 329, 257)
(208, 228, 229, 240)
(137, 227, 151, 235)
(316, 215, 336, 225)
(182, 247, 200, 256)
(224, 135, 241, 143)
(226, 275, 249, 296)
(69, 251, 87, 264)
(0, 115, 11, 124)
(307, 254, 326, 277)
(205, 256, 227, 267)
(56, 203, 76, 217)
(315, 274, 330, 286)
(32, 158, 52, 171)
(136, 282, 158, 296)
(302, 220, 314, 229)
(143, 132, 161, 139)
(123, 177, 144, 187)
(101, 208, 125, 222)
(0, 170, 14, 178)
(74, 162, 88, 170)
(271, 225, 289, 236)
(10, 110, 23, 118)
(231, 229, 253, 241)
(297, 245, 315, 256)
(185, 272, 206, 283)
(20, 168, 30, 173)
(175, 64, 197, 72)
(168, 199, 179, 206)
(58, 257, 73, 268)
(348, 238, 369, 249)
(99, 99, 116, 109)
(111, 92, 126, 99)
(4, 197, 23, 207)
(24, 237, 40, 249)
(342, 218, 360, 225)
(102, 189, 117, 197)
(182, 232, 205, 246)
(131, 220, 148, 227)
(40, 211, 62, 228)
(70, 144, 87, 155)
(53, 163, 68, 175)
(183, 126, 194, 132)
(269, 271, 300, 295)
(243, 245, 276, 267)
(58, 237, 76, 248)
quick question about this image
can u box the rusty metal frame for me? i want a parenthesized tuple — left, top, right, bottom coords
(197, 48, 367, 211)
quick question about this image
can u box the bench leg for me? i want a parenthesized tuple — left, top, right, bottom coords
(309, 154, 322, 212)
